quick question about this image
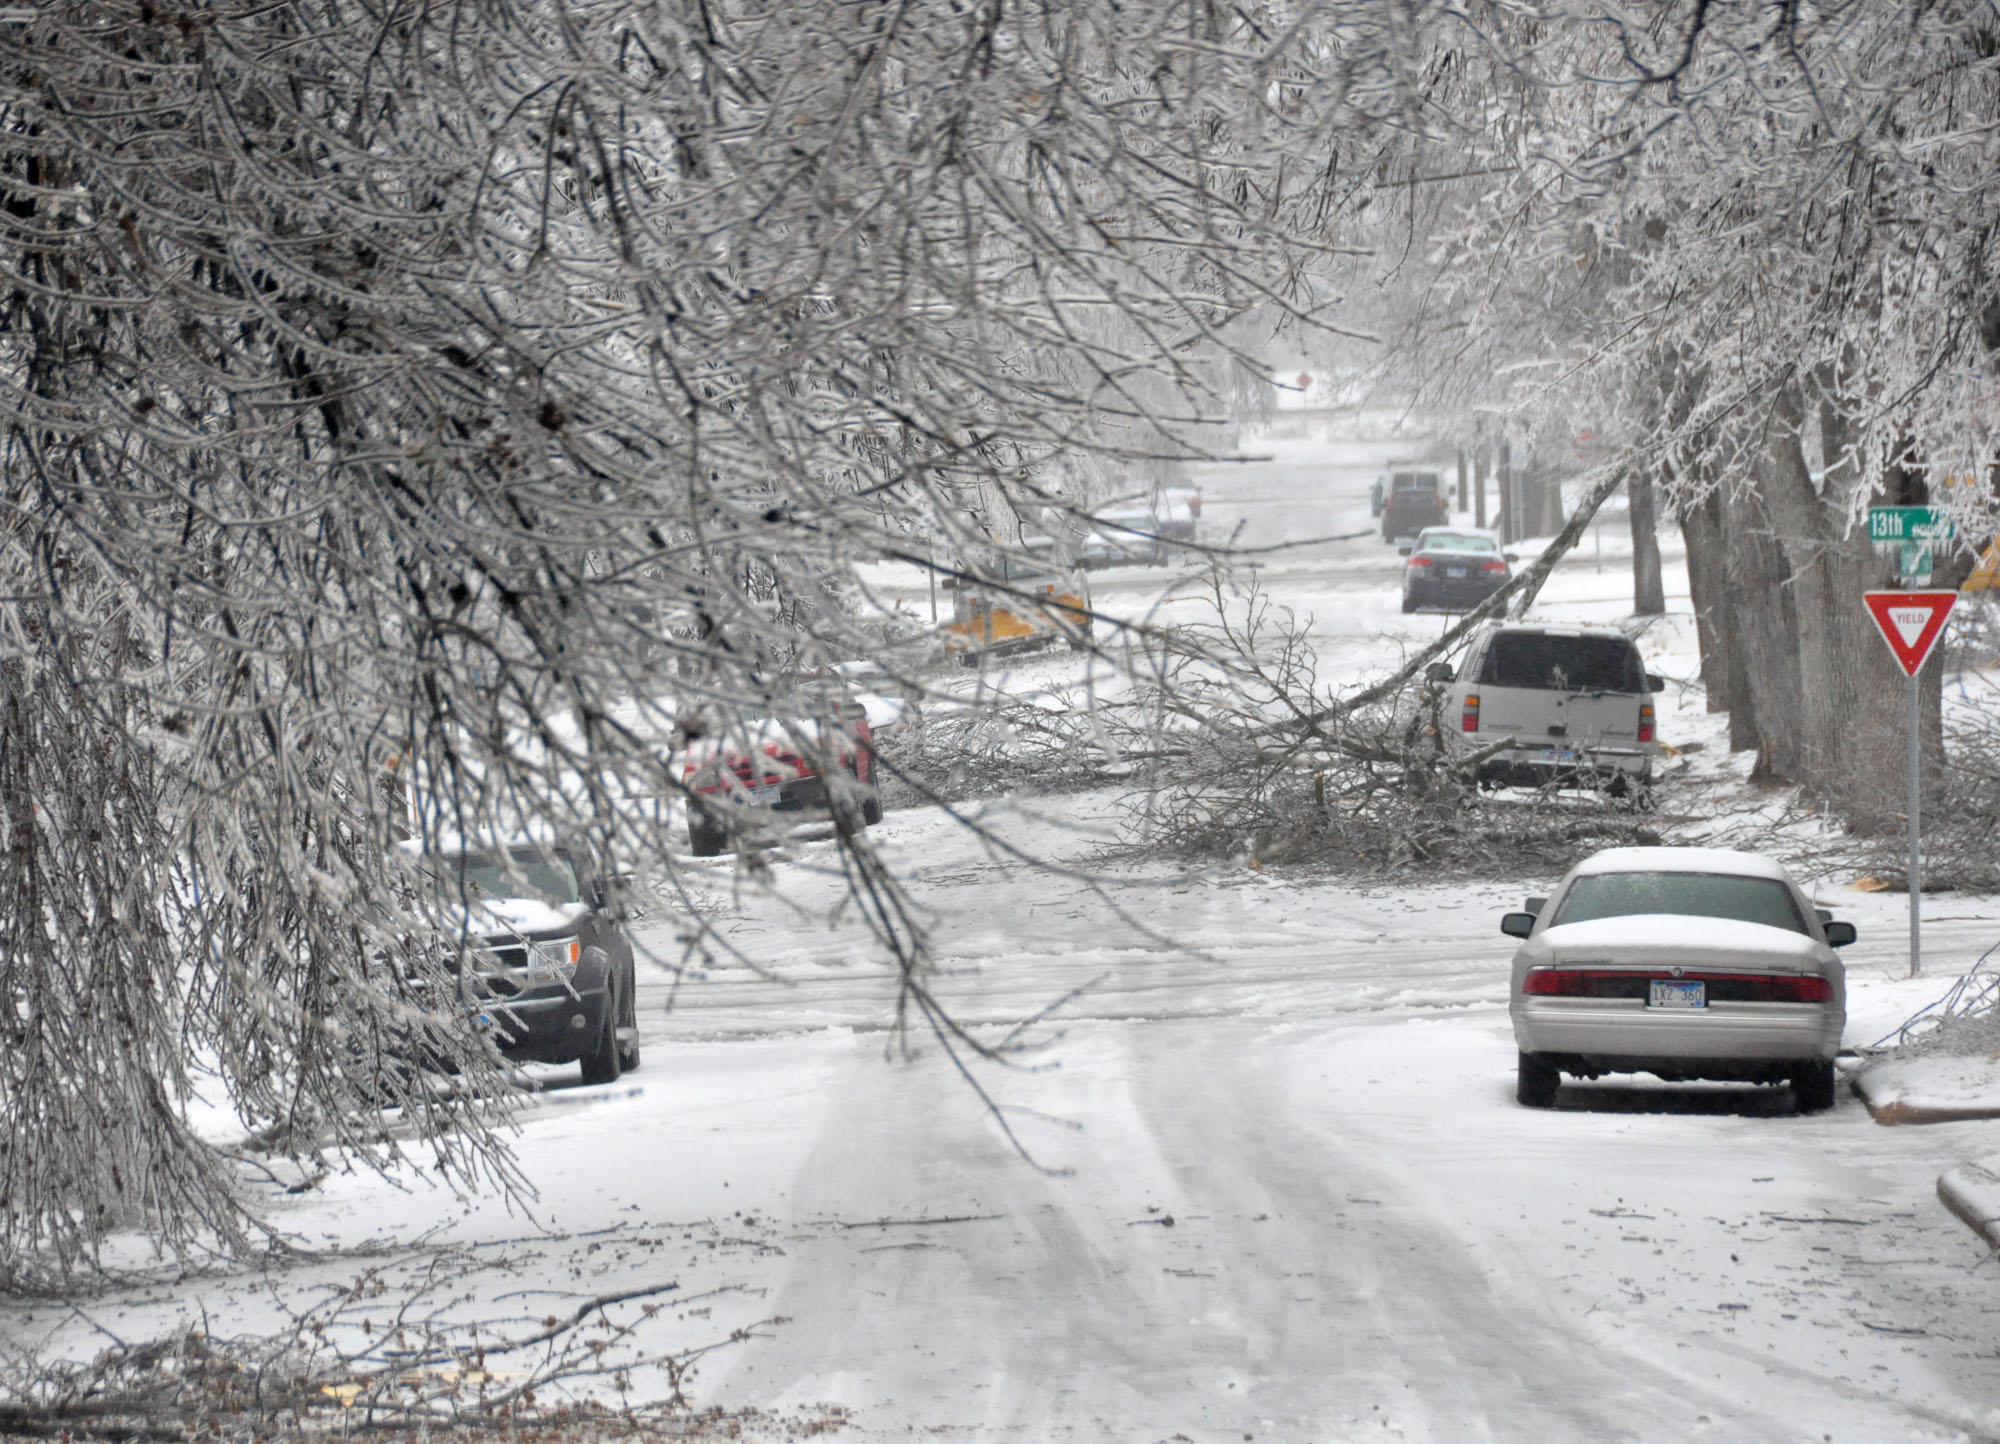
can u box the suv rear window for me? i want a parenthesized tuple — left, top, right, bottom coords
(1391, 472, 1439, 493)
(1550, 872, 1808, 934)
(1478, 632, 1643, 693)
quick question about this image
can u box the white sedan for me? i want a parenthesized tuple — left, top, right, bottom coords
(1501, 847, 1854, 1112)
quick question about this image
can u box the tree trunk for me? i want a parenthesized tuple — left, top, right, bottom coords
(1748, 386, 1909, 830)
(1473, 442, 1489, 529)
(1714, 479, 1804, 782)
(1455, 447, 1468, 513)
(1628, 468, 1666, 616)
(1678, 487, 1746, 726)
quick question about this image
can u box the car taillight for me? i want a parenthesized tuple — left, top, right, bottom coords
(1481, 559, 1508, 572)
(1638, 703, 1655, 743)
(1760, 975, 1833, 1003)
(1461, 694, 1479, 733)
(1407, 555, 1432, 567)
(1521, 968, 1596, 996)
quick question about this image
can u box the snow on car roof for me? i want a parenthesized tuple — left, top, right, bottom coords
(1567, 846, 1793, 880)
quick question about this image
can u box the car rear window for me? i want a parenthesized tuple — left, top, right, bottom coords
(1551, 872, 1807, 934)
(1391, 472, 1439, 492)
(1477, 632, 1644, 692)
(1419, 534, 1499, 554)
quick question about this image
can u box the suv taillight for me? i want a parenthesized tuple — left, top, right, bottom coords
(1638, 703, 1655, 744)
(1461, 694, 1480, 733)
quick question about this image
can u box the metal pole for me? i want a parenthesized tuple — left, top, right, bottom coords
(1908, 670, 1922, 978)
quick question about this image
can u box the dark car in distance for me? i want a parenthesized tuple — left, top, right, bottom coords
(419, 840, 641, 1085)
(1381, 469, 1450, 542)
(1400, 528, 1514, 613)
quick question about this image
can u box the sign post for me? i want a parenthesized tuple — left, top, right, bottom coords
(1862, 590, 1960, 977)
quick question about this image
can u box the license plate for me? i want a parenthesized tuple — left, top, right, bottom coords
(1648, 979, 1706, 1009)
(746, 781, 780, 806)
(1446, 565, 1467, 578)
(1533, 748, 1580, 765)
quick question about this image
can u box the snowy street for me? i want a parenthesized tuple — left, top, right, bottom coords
(605, 439, 2000, 1439)
(639, 821, 2000, 1443)
(17, 438, 2000, 1442)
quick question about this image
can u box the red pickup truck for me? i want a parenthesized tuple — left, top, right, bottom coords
(680, 693, 881, 856)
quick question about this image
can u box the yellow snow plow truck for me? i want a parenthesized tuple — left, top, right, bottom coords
(940, 556, 1091, 661)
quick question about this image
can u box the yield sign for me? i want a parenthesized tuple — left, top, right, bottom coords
(1863, 590, 1959, 676)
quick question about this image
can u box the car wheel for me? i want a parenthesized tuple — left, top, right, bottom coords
(687, 812, 727, 857)
(580, 984, 622, 1085)
(1791, 1059, 1837, 1114)
(1516, 1052, 1560, 1108)
(616, 965, 641, 1074)
(1400, 594, 1417, 614)
(862, 790, 883, 826)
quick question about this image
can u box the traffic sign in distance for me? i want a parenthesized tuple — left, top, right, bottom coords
(1863, 590, 1959, 677)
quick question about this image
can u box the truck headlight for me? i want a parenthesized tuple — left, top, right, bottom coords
(530, 937, 582, 977)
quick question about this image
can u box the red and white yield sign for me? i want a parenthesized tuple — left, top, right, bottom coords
(1863, 590, 1959, 676)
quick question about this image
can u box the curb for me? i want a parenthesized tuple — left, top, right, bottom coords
(1851, 1068, 2000, 1126)
(1938, 1161, 2000, 1250)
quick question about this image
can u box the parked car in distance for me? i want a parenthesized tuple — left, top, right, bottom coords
(1431, 622, 1664, 792)
(1075, 490, 1200, 567)
(411, 838, 640, 1085)
(680, 681, 881, 856)
(1501, 847, 1853, 1111)
(1381, 468, 1449, 542)
(1399, 528, 1515, 613)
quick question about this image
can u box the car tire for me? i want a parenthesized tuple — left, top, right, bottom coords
(687, 812, 727, 857)
(615, 965, 641, 1074)
(1791, 1059, 1837, 1114)
(580, 983, 623, 1085)
(862, 790, 883, 826)
(1517, 1052, 1560, 1108)
(1401, 594, 1417, 614)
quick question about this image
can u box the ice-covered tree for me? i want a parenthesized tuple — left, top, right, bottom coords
(0, 0, 1440, 1280)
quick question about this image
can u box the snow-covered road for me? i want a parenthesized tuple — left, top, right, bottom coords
(676, 1003, 2000, 1442)
(631, 437, 2000, 1438)
(639, 797, 2000, 1441)
(21, 431, 2000, 1443)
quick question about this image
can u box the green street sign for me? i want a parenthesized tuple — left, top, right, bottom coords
(1868, 506, 1955, 543)
(1898, 540, 1933, 584)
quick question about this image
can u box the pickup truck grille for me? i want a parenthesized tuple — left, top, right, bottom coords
(466, 945, 530, 999)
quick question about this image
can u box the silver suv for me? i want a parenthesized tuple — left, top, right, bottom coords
(1435, 623, 1663, 790)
